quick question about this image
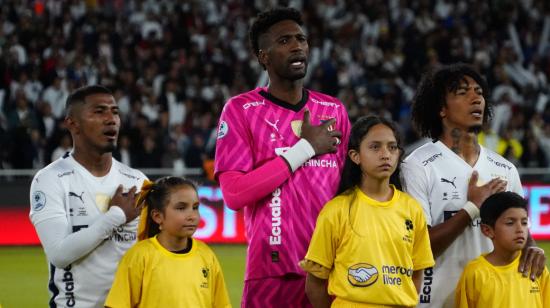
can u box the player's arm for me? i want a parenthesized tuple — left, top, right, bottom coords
(426, 171, 506, 257)
(217, 109, 341, 210)
(30, 177, 138, 268)
(305, 273, 330, 308)
(412, 270, 423, 293)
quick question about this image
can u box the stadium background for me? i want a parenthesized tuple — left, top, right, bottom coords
(1, 0, 550, 307)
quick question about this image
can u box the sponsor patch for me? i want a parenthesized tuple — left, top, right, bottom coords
(32, 191, 46, 211)
(217, 121, 228, 139)
(348, 263, 378, 287)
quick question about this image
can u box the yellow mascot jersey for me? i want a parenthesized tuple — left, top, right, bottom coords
(455, 253, 550, 308)
(105, 236, 231, 308)
(304, 186, 435, 307)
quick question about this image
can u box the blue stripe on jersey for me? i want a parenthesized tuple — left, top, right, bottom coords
(49, 263, 59, 308)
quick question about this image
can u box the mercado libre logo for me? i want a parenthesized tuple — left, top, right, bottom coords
(347, 263, 378, 287)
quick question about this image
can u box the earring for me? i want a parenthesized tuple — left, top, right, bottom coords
(159, 224, 163, 231)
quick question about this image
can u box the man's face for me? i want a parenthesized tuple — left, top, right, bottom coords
(68, 93, 120, 153)
(440, 75, 485, 133)
(259, 20, 309, 81)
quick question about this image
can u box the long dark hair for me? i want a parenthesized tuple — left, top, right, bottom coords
(142, 176, 198, 238)
(337, 115, 404, 195)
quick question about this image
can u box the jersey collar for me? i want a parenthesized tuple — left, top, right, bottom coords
(259, 88, 309, 112)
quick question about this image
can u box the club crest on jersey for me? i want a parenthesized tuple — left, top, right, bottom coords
(348, 263, 378, 287)
(318, 115, 336, 131)
(32, 191, 46, 211)
(217, 121, 228, 139)
(291, 120, 303, 137)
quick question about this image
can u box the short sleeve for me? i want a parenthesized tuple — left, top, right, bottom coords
(304, 201, 341, 270)
(214, 99, 254, 177)
(401, 159, 433, 226)
(104, 247, 145, 308)
(210, 252, 231, 308)
(411, 198, 435, 270)
(454, 263, 478, 308)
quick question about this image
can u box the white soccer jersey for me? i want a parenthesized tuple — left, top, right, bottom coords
(400, 141, 522, 308)
(29, 154, 146, 308)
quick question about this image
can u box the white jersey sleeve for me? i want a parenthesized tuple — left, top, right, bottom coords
(400, 158, 433, 226)
(30, 168, 126, 269)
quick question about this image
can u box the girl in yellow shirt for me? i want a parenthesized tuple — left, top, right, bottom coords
(301, 116, 435, 307)
(105, 177, 231, 308)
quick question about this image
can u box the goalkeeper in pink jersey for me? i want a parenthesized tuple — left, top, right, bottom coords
(215, 7, 350, 308)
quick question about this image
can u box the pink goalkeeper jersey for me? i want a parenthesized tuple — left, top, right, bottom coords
(215, 87, 350, 280)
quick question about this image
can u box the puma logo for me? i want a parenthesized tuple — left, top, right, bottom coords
(441, 177, 457, 189)
(69, 191, 84, 203)
(265, 118, 280, 132)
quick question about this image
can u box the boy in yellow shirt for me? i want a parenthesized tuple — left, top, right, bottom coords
(455, 191, 549, 307)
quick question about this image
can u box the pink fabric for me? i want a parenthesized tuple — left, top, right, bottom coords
(215, 87, 350, 280)
(218, 157, 291, 211)
(241, 275, 313, 308)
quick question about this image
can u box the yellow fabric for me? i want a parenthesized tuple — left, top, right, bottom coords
(304, 186, 434, 307)
(135, 179, 154, 241)
(299, 259, 331, 279)
(105, 237, 231, 308)
(455, 253, 550, 308)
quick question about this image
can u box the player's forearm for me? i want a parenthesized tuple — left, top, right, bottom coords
(35, 207, 126, 268)
(429, 210, 472, 258)
(305, 274, 331, 308)
(218, 157, 292, 210)
(412, 270, 423, 293)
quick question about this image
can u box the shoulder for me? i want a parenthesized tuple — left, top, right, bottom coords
(397, 190, 423, 207)
(32, 156, 74, 185)
(222, 88, 265, 113)
(319, 192, 353, 217)
(193, 239, 218, 260)
(403, 141, 440, 163)
(482, 146, 518, 172)
(123, 239, 156, 261)
(306, 89, 346, 109)
(112, 159, 147, 182)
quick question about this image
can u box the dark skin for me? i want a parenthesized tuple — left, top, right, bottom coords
(65, 93, 140, 222)
(258, 19, 341, 161)
(430, 76, 545, 279)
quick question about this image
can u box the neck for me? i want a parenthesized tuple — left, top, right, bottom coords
(267, 77, 303, 105)
(72, 147, 113, 177)
(156, 232, 189, 252)
(484, 249, 520, 266)
(440, 127, 480, 166)
(359, 178, 393, 202)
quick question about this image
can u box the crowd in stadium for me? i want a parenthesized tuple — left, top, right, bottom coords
(1, 0, 549, 173)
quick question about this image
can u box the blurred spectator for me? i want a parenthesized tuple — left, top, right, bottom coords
(0, 0, 549, 175)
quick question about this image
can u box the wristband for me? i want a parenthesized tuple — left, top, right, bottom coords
(280, 139, 316, 172)
(462, 201, 480, 220)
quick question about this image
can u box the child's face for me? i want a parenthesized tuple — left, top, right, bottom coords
(157, 186, 200, 240)
(490, 207, 529, 253)
(350, 123, 399, 181)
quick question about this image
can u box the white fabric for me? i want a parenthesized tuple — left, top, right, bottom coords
(400, 141, 523, 308)
(280, 138, 316, 172)
(29, 154, 146, 308)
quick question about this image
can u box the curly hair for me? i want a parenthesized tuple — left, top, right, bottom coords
(248, 7, 303, 58)
(411, 63, 492, 139)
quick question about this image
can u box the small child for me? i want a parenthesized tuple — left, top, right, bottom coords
(300, 116, 435, 307)
(455, 191, 550, 307)
(105, 177, 231, 308)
